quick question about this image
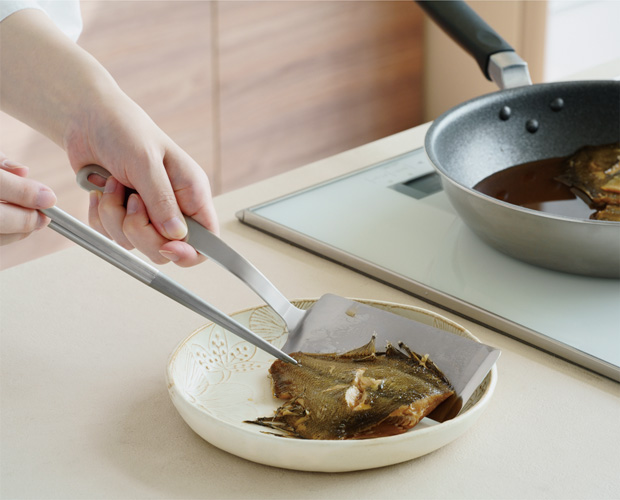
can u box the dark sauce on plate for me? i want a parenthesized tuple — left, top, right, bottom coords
(474, 157, 596, 219)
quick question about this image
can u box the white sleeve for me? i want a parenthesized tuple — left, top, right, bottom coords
(0, 0, 83, 41)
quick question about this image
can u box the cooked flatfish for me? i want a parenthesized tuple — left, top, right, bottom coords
(557, 142, 620, 221)
(246, 336, 454, 440)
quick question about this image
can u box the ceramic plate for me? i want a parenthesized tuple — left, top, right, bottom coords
(166, 299, 496, 472)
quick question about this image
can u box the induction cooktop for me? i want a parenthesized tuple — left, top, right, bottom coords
(237, 147, 620, 381)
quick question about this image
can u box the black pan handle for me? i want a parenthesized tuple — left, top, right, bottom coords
(416, 0, 514, 81)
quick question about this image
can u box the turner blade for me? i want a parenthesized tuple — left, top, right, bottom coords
(285, 294, 500, 421)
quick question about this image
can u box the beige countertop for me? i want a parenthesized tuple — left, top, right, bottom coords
(1, 126, 619, 499)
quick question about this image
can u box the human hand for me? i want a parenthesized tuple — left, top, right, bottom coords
(65, 93, 219, 267)
(1, 8, 218, 266)
(0, 153, 57, 246)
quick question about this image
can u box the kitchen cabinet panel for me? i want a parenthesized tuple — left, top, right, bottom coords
(0, 0, 422, 269)
(78, 1, 216, 183)
(216, 1, 423, 192)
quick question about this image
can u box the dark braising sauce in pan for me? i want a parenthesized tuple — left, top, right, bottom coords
(474, 157, 596, 219)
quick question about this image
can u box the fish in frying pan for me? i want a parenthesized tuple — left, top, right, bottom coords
(246, 336, 454, 440)
(557, 142, 620, 221)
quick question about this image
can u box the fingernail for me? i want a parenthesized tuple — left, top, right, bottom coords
(1, 159, 28, 173)
(36, 188, 56, 208)
(162, 216, 187, 240)
(89, 190, 101, 208)
(104, 177, 117, 194)
(0, 159, 29, 177)
(126, 194, 139, 215)
(159, 250, 180, 262)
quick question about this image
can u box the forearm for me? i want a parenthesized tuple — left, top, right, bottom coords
(0, 8, 120, 148)
(1, 7, 219, 261)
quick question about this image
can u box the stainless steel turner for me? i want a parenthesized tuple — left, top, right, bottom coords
(75, 165, 500, 421)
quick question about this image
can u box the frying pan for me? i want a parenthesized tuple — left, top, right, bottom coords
(417, 0, 620, 278)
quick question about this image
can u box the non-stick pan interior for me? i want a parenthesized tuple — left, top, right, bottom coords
(425, 80, 620, 188)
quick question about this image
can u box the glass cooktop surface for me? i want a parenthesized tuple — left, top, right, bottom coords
(237, 147, 620, 381)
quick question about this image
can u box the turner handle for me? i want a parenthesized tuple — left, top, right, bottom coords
(76, 165, 306, 331)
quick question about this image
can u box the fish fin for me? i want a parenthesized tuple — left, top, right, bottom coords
(243, 418, 302, 438)
(338, 334, 377, 360)
(398, 341, 453, 388)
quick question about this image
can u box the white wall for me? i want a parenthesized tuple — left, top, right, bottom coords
(544, 0, 620, 81)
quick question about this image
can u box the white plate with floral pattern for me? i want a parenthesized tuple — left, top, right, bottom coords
(166, 299, 496, 472)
